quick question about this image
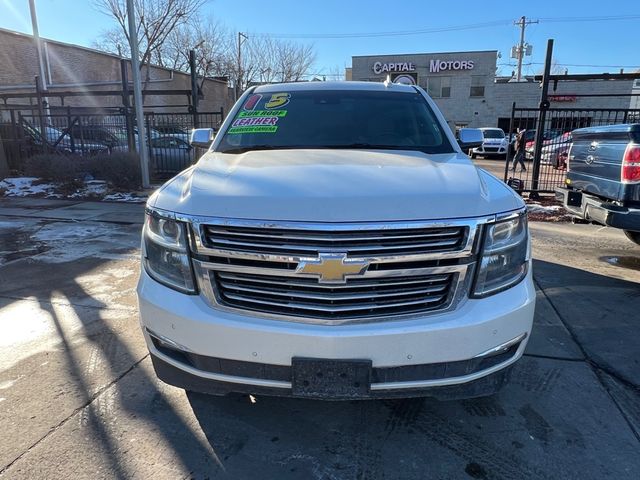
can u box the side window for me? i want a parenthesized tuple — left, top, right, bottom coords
(470, 76, 485, 97)
(426, 77, 451, 98)
(441, 77, 451, 98)
(427, 77, 441, 98)
(151, 138, 169, 148)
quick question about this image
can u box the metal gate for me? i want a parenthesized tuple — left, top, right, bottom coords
(500, 39, 640, 195)
(144, 111, 224, 178)
(0, 107, 225, 180)
(504, 106, 640, 193)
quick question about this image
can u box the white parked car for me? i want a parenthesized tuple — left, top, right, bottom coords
(137, 82, 535, 400)
(471, 128, 509, 158)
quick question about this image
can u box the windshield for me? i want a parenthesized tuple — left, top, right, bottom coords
(482, 129, 505, 139)
(216, 89, 453, 154)
(37, 126, 71, 142)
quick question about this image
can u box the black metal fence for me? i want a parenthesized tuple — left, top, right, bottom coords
(504, 106, 640, 193)
(0, 106, 225, 180)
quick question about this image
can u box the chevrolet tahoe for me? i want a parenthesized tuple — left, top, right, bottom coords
(137, 82, 535, 400)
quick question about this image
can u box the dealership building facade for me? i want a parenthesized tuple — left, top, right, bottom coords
(349, 50, 636, 132)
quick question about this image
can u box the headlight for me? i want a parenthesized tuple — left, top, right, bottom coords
(472, 211, 529, 297)
(143, 209, 196, 293)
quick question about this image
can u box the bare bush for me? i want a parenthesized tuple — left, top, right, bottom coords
(24, 153, 142, 190)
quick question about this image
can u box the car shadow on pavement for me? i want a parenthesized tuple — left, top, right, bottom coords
(532, 258, 640, 388)
(0, 243, 217, 477)
(2, 218, 640, 479)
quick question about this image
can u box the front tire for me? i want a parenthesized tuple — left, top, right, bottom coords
(624, 230, 640, 246)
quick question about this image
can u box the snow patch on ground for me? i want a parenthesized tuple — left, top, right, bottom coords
(32, 222, 139, 263)
(526, 200, 571, 222)
(103, 192, 146, 203)
(0, 177, 58, 197)
(69, 180, 109, 198)
(0, 176, 147, 203)
(527, 203, 563, 214)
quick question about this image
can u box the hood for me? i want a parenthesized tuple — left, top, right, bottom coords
(150, 149, 523, 222)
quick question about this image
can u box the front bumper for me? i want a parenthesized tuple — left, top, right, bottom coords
(472, 145, 508, 155)
(137, 266, 535, 399)
(555, 187, 640, 230)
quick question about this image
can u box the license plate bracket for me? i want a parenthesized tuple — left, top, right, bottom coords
(292, 358, 372, 399)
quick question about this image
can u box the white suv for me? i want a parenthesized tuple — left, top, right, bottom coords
(471, 128, 509, 158)
(137, 82, 535, 400)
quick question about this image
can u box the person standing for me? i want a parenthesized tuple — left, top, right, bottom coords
(512, 129, 527, 172)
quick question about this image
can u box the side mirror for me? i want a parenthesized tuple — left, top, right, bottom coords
(190, 128, 215, 148)
(457, 128, 484, 150)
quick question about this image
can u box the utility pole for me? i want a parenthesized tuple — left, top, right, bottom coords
(28, 0, 49, 118)
(189, 49, 199, 128)
(513, 16, 538, 82)
(236, 32, 248, 100)
(127, 0, 151, 188)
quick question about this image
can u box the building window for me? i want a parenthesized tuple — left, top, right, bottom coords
(427, 77, 451, 98)
(470, 76, 485, 97)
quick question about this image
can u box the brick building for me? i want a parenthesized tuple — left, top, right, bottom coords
(350, 50, 637, 131)
(0, 27, 233, 116)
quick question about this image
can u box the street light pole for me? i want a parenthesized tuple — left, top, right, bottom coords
(28, 0, 49, 117)
(28, 0, 47, 90)
(127, 0, 151, 188)
(236, 32, 248, 100)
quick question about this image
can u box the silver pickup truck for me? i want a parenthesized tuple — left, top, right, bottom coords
(556, 123, 640, 245)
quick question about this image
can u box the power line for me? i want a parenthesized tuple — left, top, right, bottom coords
(255, 20, 512, 39)
(499, 62, 640, 68)
(253, 14, 640, 39)
(539, 14, 640, 22)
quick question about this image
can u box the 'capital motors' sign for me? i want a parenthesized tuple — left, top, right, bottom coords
(372, 61, 416, 75)
(429, 59, 475, 73)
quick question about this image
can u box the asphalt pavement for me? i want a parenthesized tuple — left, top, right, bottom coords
(0, 197, 639, 479)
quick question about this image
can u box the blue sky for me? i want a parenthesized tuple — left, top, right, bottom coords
(2, 0, 639, 77)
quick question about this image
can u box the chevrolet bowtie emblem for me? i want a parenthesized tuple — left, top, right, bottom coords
(295, 253, 369, 284)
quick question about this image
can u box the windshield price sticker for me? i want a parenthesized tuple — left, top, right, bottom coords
(238, 110, 287, 118)
(232, 116, 279, 127)
(243, 93, 263, 111)
(228, 125, 278, 134)
(265, 92, 291, 109)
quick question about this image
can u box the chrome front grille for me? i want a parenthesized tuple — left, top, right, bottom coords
(202, 224, 468, 257)
(213, 271, 455, 319)
(191, 218, 484, 325)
